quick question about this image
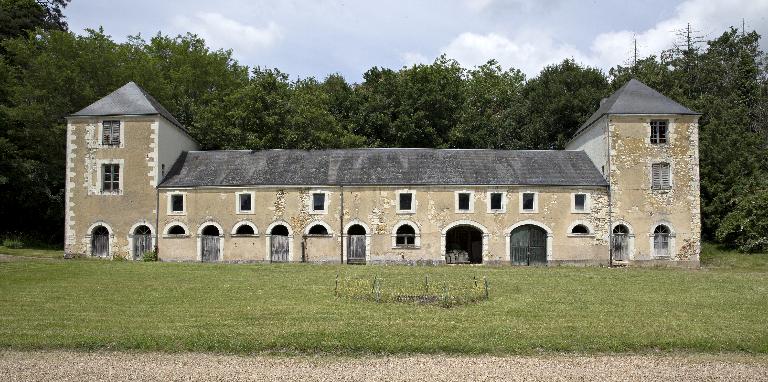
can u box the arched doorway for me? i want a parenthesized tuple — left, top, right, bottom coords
(612, 224, 630, 261)
(200, 225, 221, 262)
(445, 225, 483, 264)
(132, 225, 152, 260)
(270, 224, 290, 262)
(91, 225, 110, 257)
(346, 224, 367, 264)
(509, 225, 548, 265)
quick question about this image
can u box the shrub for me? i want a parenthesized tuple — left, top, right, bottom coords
(142, 250, 158, 262)
(112, 253, 127, 261)
(2, 237, 24, 249)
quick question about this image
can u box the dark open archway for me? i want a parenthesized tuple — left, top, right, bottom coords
(445, 225, 483, 264)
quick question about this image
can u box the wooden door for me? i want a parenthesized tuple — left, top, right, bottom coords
(271, 235, 289, 262)
(92, 233, 109, 257)
(612, 234, 628, 261)
(201, 235, 220, 262)
(133, 234, 152, 260)
(347, 235, 366, 264)
(509, 225, 547, 265)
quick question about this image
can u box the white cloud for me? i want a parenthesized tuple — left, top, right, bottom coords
(426, 0, 768, 76)
(172, 12, 281, 53)
(441, 31, 587, 76)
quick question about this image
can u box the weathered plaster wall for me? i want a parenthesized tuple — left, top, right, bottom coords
(156, 186, 610, 265)
(64, 116, 159, 259)
(566, 115, 609, 179)
(157, 118, 199, 184)
(608, 115, 701, 264)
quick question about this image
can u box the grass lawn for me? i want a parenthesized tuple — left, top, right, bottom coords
(0, 246, 63, 259)
(0, 244, 766, 355)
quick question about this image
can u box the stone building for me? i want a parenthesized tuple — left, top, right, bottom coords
(64, 79, 701, 266)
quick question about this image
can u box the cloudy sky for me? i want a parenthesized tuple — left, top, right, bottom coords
(64, 0, 768, 82)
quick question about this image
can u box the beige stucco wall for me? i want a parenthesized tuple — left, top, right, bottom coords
(64, 116, 159, 259)
(156, 186, 610, 265)
(566, 115, 609, 179)
(608, 115, 701, 264)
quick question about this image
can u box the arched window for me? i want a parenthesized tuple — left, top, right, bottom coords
(395, 224, 416, 247)
(308, 224, 329, 235)
(570, 224, 590, 235)
(271, 224, 289, 236)
(653, 224, 671, 257)
(613, 224, 629, 235)
(167, 225, 186, 235)
(235, 224, 255, 235)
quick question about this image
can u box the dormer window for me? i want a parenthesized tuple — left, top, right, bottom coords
(650, 120, 668, 144)
(102, 120, 121, 146)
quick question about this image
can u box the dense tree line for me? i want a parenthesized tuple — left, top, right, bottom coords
(0, 0, 766, 251)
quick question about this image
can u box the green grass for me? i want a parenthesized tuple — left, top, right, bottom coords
(0, 245, 766, 355)
(0, 245, 64, 259)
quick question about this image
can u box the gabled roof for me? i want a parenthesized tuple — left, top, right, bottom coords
(576, 79, 700, 136)
(159, 148, 608, 188)
(71, 81, 186, 131)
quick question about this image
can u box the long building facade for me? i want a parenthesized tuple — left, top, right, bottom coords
(64, 79, 701, 267)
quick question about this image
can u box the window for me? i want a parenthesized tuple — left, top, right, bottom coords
(650, 120, 668, 144)
(237, 192, 253, 213)
(457, 192, 472, 212)
(573, 193, 588, 212)
(167, 225, 186, 235)
(395, 224, 416, 247)
(102, 164, 120, 192)
(570, 224, 590, 235)
(652, 163, 671, 190)
(170, 194, 184, 214)
(521, 192, 537, 212)
(102, 120, 121, 146)
(307, 224, 329, 235)
(653, 224, 671, 257)
(398, 192, 414, 213)
(489, 192, 504, 212)
(311, 192, 327, 213)
(235, 224, 255, 235)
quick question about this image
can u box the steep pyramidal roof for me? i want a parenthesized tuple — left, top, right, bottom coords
(160, 149, 608, 188)
(71, 81, 185, 130)
(577, 79, 700, 135)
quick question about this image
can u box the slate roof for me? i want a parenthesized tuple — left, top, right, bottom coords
(159, 149, 608, 188)
(576, 79, 700, 135)
(71, 82, 186, 131)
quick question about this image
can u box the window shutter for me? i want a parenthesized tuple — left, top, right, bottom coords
(112, 123, 120, 145)
(102, 122, 110, 144)
(661, 164, 670, 188)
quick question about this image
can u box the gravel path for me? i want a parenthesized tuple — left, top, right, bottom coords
(2, 351, 767, 381)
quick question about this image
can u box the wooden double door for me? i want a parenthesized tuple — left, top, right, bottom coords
(509, 225, 547, 265)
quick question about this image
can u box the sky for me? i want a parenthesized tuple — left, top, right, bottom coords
(64, 0, 768, 82)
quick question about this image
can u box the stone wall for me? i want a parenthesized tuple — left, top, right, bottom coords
(156, 185, 611, 265)
(608, 115, 701, 264)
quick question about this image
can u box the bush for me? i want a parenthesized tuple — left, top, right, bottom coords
(142, 250, 158, 262)
(112, 253, 127, 261)
(2, 237, 24, 249)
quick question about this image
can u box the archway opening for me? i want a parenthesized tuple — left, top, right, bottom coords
(91, 225, 109, 257)
(271, 224, 289, 236)
(235, 224, 255, 235)
(200, 224, 220, 262)
(445, 225, 483, 264)
(346, 224, 367, 264)
(308, 224, 329, 236)
(167, 225, 186, 235)
(132, 224, 152, 260)
(270, 224, 290, 262)
(509, 224, 547, 265)
(612, 224, 630, 261)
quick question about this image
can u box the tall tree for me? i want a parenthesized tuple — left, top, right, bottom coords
(522, 59, 610, 149)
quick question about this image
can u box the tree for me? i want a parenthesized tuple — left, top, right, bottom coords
(522, 59, 610, 149)
(450, 60, 527, 149)
(0, 0, 70, 41)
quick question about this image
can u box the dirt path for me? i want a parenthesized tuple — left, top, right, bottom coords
(2, 351, 767, 381)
